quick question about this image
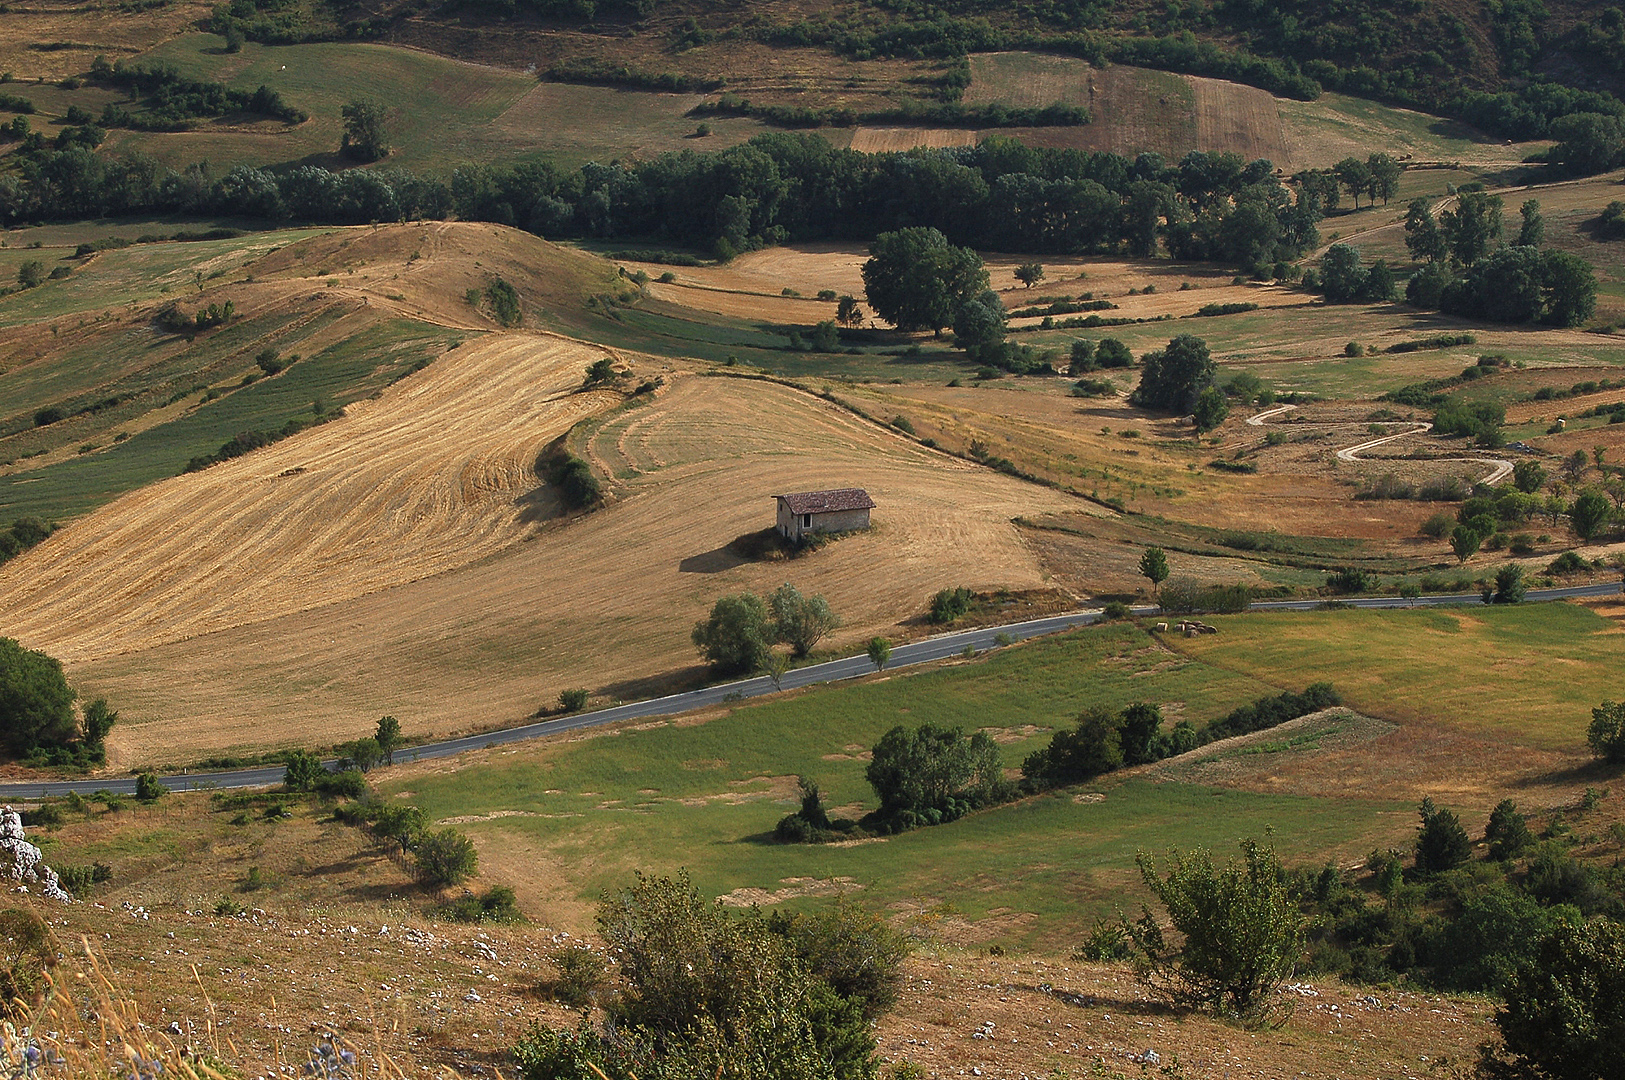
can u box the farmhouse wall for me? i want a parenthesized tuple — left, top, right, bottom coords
(809, 508, 871, 534)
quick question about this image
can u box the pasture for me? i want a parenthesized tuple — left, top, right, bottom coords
(377, 619, 1392, 945)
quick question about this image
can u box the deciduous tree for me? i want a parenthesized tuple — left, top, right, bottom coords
(1123, 837, 1305, 1024)
(0, 639, 76, 757)
(861, 228, 987, 334)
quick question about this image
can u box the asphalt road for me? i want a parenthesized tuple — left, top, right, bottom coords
(3, 581, 1617, 799)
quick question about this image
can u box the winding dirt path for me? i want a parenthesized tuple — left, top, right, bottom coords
(1247, 404, 1514, 485)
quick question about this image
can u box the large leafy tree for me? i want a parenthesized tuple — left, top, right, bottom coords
(1133, 334, 1215, 414)
(769, 583, 839, 659)
(860, 228, 988, 333)
(692, 593, 774, 674)
(865, 722, 1004, 819)
(1441, 190, 1504, 265)
(1489, 918, 1625, 1079)
(0, 638, 76, 756)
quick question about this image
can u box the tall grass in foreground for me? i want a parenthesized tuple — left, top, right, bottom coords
(0, 934, 481, 1079)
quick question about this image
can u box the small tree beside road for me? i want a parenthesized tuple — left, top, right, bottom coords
(867, 637, 891, 673)
(1139, 546, 1169, 591)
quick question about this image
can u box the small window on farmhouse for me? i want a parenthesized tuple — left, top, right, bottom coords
(803, 514, 811, 528)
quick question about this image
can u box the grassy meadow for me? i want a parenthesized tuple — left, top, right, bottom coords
(1173, 603, 1622, 750)
(377, 617, 1419, 945)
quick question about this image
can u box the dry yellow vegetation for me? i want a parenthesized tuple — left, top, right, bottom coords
(7, 362, 1084, 766)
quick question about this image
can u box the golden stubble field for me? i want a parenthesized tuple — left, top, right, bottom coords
(4, 365, 1085, 765)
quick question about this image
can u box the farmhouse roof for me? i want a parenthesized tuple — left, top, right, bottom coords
(776, 488, 876, 515)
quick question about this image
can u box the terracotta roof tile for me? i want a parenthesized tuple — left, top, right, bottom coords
(776, 488, 876, 514)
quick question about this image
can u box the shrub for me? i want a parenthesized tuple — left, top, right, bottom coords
(1492, 563, 1527, 604)
(441, 885, 521, 924)
(314, 768, 366, 798)
(1100, 600, 1133, 621)
(15, 261, 44, 289)
(414, 828, 478, 886)
(133, 772, 165, 802)
(543, 944, 607, 1005)
(282, 750, 324, 792)
(559, 688, 589, 713)
(928, 586, 974, 624)
(1490, 918, 1625, 1080)
(1420, 511, 1457, 538)
(765, 901, 909, 1017)
(1587, 700, 1625, 764)
(1124, 837, 1304, 1024)
(550, 455, 601, 509)
(1325, 567, 1375, 594)
(1548, 551, 1589, 575)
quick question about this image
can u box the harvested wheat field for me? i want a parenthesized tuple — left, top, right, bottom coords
(1190, 75, 1288, 164)
(846, 127, 981, 153)
(20, 373, 1085, 765)
(0, 333, 626, 662)
(620, 243, 874, 310)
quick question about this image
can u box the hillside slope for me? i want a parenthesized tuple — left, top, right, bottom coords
(8, 369, 1085, 765)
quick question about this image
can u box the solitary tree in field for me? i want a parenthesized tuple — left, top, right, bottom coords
(1140, 546, 1170, 590)
(340, 99, 390, 162)
(1014, 262, 1045, 288)
(1123, 837, 1305, 1024)
(836, 295, 864, 328)
(867, 637, 891, 673)
(861, 228, 988, 334)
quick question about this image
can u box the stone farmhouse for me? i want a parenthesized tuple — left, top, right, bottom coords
(773, 488, 875, 542)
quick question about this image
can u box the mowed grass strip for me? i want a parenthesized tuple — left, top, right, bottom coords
(1170, 604, 1623, 750)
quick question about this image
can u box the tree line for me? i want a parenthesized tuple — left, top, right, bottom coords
(0, 136, 1322, 271)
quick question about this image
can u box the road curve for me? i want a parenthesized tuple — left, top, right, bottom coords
(0, 583, 1617, 799)
(1248, 408, 1514, 486)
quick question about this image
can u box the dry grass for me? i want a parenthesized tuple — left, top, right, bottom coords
(0, 0, 212, 78)
(846, 127, 980, 152)
(11, 369, 1081, 765)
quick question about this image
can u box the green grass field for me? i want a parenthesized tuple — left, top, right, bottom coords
(74, 36, 773, 173)
(376, 622, 1413, 946)
(1176, 603, 1622, 750)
